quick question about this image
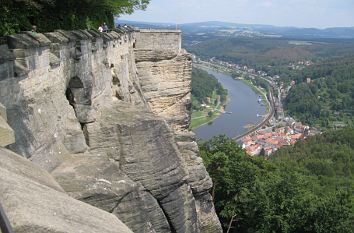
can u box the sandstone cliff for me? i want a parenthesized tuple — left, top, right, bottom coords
(0, 27, 222, 233)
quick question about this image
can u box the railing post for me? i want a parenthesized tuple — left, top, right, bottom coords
(0, 202, 13, 233)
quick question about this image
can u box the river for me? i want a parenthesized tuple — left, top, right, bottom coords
(192, 68, 267, 140)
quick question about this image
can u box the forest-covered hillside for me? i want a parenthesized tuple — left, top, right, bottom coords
(284, 56, 354, 127)
(200, 128, 354, 233)
(187, 37, 354, 68)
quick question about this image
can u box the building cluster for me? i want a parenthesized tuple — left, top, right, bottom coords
(242, 118, 309, 156)
(288, 60, 313, 70)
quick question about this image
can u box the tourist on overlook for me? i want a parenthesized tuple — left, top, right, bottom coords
(103, 23, 108, 32)
(98, 25, 103, 32)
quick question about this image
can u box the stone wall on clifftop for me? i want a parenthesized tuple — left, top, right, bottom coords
(0, 27, 222, 233)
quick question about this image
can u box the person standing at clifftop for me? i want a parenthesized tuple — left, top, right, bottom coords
(98, 25, 103, 32)
(103, 23, 108, 32)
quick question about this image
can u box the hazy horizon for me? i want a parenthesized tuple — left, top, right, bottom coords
(120, 0, 354, 29)
(118, 19, 354, 29)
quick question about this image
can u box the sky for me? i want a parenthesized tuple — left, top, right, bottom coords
(120, 0, 354, 28)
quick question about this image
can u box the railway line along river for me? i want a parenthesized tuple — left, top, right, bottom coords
(192, 67, 268, 140)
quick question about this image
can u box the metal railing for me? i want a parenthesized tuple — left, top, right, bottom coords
(0, 202, 13, 233)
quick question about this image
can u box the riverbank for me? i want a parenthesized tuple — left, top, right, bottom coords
(190, 91, 228, 129)
(191, 67, 268, 140)
(192, 62, 273, 140)
(197, 62, 270, 110)
(242, 79, 270, 112)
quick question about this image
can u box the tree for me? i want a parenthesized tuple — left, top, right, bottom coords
(0, 0, 151, 35)
(199, 132, 354, 233)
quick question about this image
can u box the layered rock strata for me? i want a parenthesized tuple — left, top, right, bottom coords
(0, 147, 134, 233)
(0, 27, 222, 232)
(0, 104, 133, 233)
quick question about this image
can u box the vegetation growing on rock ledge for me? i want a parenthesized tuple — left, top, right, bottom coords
(199, 129, 354, 233)
(0, 0, 150, 36)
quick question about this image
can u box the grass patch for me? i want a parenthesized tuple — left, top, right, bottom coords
(190, 91, 226, 129)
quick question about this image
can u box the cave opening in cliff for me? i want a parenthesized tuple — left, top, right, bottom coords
(65, 76, 84, 107)
(65, 88, 75, 106)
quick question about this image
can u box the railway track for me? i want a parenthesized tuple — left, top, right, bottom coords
(233, 88, 275, 141)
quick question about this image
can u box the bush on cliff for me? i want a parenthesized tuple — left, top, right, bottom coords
(0, 0, 150, 36)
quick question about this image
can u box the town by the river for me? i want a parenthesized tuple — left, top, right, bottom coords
(192, 59, 317, 156)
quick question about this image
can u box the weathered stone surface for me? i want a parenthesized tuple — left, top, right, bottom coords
(86, 104, 187, 198)
(73, 104, 96, 123)
(160, 184, 200, 233)
(52, 154, 172, 233)
(0, 148, 133, 233)
(195, 194, 224, 233)
(135, 29, 182, 54)
(136, 52, 192, 132)
(135, 30, 222, 232)
(0, 28, 222, 233)
(113, 189, 171, 233)
(0, 147, 63, 192)
(175, 132, 223, 232)
(7, 33, 41, 49)
(135, 49, 178, 62)
(84, 102, 200, 232)
(176, 137, 213, 194)
(0, 104, 15, 147)
(0, 102, 6, 120)
(0, 45, 14, 65)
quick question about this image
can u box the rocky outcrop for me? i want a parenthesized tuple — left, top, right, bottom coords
(135, 30, 222, 233)
(0, 147, 133, 233)
(0, 27, 222, 232)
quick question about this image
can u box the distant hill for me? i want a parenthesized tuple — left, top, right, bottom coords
(115, 19, 176, 29)
(117, 19, 354, 39)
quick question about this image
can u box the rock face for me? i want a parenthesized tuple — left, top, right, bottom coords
(0, 27, 222, 232)
(0, 147, 133, 233)
(0, 103, 15, 146)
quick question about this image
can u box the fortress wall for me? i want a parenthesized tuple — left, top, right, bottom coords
(135, 29, 181, 53)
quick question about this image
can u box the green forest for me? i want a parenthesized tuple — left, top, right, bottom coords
(186, 37, 354, 69)
(0, 0, 150, 36)
(284, 56, 354, 127)
(200, 128, 354, 233)
(191, 67, 228, 110)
